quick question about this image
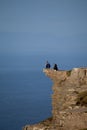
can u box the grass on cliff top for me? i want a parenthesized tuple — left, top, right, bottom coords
(66, 70, 72, 77)
(76, 91, 87, 107)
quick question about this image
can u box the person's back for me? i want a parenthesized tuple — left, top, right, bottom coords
(46, 61, 51, 69)
(53, 64, 58, 70)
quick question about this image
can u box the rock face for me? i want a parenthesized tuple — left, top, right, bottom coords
(23, 68, 87, 130)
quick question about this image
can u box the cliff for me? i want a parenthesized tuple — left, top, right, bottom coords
(23, 68, 87, 130)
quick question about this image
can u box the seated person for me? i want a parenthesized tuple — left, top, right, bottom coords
(46, 61, 51, 69)
(53, 64, 58, 71)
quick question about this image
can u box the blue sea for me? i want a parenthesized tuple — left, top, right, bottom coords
(0, 69, 52, 130)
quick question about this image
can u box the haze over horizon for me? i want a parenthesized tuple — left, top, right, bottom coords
(0, 0, 87, 70)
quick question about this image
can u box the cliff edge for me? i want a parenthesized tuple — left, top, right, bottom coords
(23, 68, 87, 130)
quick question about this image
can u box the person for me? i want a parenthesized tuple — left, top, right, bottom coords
(45, 61, 51, 69)
(53, 64, 58, 71)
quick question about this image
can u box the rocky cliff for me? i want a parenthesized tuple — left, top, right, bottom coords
(23, 68, 87, 130)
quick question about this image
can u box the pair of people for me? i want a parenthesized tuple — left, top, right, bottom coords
(45, 61, 58, 71)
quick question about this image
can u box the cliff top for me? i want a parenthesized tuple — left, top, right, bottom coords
(43, 67, 87, 84)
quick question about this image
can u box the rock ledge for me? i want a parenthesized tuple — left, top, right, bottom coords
(23, 68, 87, 130)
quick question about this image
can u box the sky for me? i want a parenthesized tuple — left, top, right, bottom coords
(0, 0, 87, 69)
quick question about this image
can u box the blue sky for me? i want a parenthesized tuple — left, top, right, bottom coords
(0, 0, 87, 69)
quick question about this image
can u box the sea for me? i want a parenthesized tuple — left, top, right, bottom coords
(0, 54, 87, 130)
(0, 68, 52, 130)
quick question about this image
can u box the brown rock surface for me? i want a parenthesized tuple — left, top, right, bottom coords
(23, 68, 87, 130)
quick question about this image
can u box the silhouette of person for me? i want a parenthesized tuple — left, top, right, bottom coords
(53, 64, 58, 71)
(45, 61, 51, 69)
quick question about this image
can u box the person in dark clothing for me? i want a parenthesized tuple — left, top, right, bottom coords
(46, 61, 51, 69)
(53, 64, 58, 71)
